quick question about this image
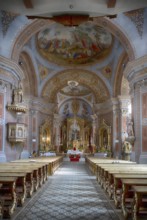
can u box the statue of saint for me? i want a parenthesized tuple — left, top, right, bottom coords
(122, 141, 132, 154)
(12, 81, 23, 104)
(127, 118, 134, 137)
(18, 81, 23, 103)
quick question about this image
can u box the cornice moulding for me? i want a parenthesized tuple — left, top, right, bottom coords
(0, 56, 24, 80)
(124, 55, 147, 81)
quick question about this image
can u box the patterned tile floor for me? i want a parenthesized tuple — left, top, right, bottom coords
(13, 159, 123, 220)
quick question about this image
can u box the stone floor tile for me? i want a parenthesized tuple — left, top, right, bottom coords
(13, 160, 122, 220)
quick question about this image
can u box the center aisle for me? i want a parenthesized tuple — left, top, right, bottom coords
(14, 159, 121, 220)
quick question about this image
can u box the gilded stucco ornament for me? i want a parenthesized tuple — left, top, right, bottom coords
(42, 70, 109, 103)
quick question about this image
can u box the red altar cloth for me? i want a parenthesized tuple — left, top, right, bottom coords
(69, 154, 80, 162)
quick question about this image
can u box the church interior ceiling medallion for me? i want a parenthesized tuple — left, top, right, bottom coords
(102, 66, 112, 79)
(39, 65, 49, 81)
(37, 22, 113, 65)
(61, 81, 91, 97)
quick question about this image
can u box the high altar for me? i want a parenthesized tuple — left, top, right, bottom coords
(61, 116, 91, 152)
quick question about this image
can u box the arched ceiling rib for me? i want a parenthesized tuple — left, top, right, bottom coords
(41, 69, 110, 103)
(113, 52, 129, 97)
(19, 52, 38, 96)
(11, 17, 135, 62)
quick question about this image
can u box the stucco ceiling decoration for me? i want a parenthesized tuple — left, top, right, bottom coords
(11, 17, 135, 61)
(124, 8, 145, 37)
(61, 81, 91, 97)
(121, 76, 129, 96)
(37, 22, 113, 65)
(102, 66, 112, 79)
(112, 52, 128, 97)
(1, 10, 18, 36)
(42, 70, 109, 103)
(72, 99, 80, 115)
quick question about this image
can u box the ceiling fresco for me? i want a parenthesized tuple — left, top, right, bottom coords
(37, 22, 113, 65)
(59, 99, 92, 119)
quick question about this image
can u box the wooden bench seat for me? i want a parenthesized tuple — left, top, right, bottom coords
(0, 166, 35, 198)
(13, 156, 63, 175)
(99, 166, 147, 201)
(0, 156, 63, 219)
(0, 172, 27, 207)
(112, 173, 147, 208)
(96, 164, 141, 189)
(132, 186, 147, 220)
(85, 156, 136, 175)
(0, 176, 18, 218)
(10, 162, 48, 187)
(86, 156, 147, 220)
(121, 179, 147, 219)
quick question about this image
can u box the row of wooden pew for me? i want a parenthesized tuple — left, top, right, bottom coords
(86, 156, 147, 220)
(0, 156, 63, 219)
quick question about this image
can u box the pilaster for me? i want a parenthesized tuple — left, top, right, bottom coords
(0, 80, 7, 162)
(53, 114, 62, 152)
(124, 56, 147, 163)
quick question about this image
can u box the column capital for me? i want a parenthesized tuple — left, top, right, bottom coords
(124, 55, 147, 86)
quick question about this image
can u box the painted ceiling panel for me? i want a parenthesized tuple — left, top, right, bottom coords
(37, 23, 113, 65)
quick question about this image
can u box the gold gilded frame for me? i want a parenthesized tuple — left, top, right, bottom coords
(39, 121, 51, 152)
(99, 119, 111, 149)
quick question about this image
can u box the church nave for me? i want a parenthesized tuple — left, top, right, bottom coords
(14, 159, 121, 220)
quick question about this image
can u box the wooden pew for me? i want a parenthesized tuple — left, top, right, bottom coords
(0, 172, 26, 207)
(0, 166, 35, 198)
(13, 156, 63, 176)
(85, 156, 136, 176)
(85, 157, 115, 175)
(0, 156, 63, 219)
(10, 162, 48, 187)
(35, 156, 63, 175)
(95, 163, 147, 208)
(86, 156, 147, 220)
(0, 176, 17, 218)
(12, 159, 49, 182)
(121, 179, 147, 219)
(3, 162, 49, 190)
(132, 186, 147, 220)
(112, 173, 147, 208)
(96, 163, 137, 189)
(97, 165, 147, 218)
